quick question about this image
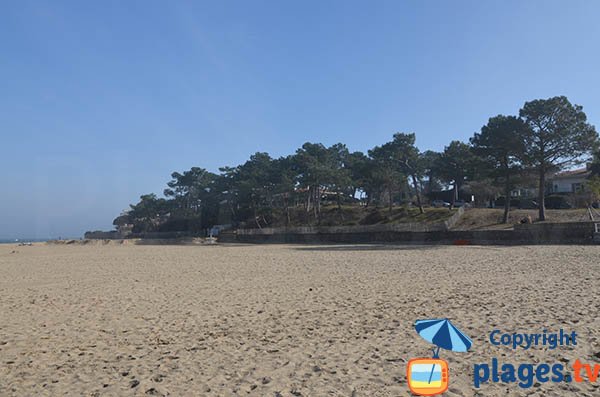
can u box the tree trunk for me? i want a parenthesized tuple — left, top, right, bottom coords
(388, 186, 393, 216)
(538, 167, 546, 221)
(317, 187, 323, 224)
(254, 206, 261, 229)
(336, 192, 344, 221)
(316, 186, 321, 215)
(228, 200, 236, 222)
(412, 174, 424, 214)
(313, 186, 319, 222)
(198, 204, 203, 232)
(451, 182, 458, 209)
(284, 195, 290, 226)
(502, 173, 510, 224)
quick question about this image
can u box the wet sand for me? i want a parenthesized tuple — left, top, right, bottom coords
(0, 243, 599, 396)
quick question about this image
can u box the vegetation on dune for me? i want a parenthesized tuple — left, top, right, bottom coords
(262, 205, 457, 228)
(116, 96, 598, 234)
(452, 208, 592, 230)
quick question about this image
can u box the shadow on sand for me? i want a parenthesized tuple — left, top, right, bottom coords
(292, 244, 445, 252)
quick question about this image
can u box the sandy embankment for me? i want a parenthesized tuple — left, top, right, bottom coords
(0, 243, 598, 396)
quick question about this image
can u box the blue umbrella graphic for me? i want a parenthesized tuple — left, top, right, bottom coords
(415, 318, 473, 383)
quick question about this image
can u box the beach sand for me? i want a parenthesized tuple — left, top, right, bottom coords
(0, 243, 598, 396)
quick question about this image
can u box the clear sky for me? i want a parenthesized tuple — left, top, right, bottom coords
(1, 0, 599, 239)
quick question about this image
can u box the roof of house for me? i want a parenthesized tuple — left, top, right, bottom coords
(551, 167, 591, 180)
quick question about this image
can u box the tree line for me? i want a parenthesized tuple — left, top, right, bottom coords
(116, 96, 597, 233)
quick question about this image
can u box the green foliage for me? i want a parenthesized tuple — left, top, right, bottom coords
(163, 168, 217, 219)
(420, 150, 443, 192)
(471, 115, 530, 222)
(112, 213, 132, 227)
(368, 141, 405, 212)
(128, 194, 172, 233)
(587, 175, 600, 203)
(433, 141, 478, 203)
(471, 115, 528, 173)
(520, 96, 597, 169)
(115, 95, 598, 232)
(519, 96, 598, 219)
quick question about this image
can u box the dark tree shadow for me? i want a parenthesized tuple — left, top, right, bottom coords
(292, 244, 446, 252)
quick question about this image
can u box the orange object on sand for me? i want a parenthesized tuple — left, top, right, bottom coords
(453, 239, 470, 245)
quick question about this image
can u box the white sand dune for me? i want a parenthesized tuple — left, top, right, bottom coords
(0, 243, 599, 396)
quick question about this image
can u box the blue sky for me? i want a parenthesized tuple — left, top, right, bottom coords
(1, 0, 599, 238)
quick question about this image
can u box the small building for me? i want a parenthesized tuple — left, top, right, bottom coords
(548, 167, 591, 194)
(117, 223, 134, 238)
(510, 187, 538, 198)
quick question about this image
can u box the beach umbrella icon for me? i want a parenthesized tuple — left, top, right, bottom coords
(415, 318, 472, 356)
(414, 318, 472, 385)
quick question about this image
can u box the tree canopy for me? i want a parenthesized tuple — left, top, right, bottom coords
(113, 96, 598, 233)
(519, 96, 598, 220)
(471, 115, 529, 222)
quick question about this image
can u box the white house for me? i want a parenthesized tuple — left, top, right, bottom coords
(548, 167, 591, 194)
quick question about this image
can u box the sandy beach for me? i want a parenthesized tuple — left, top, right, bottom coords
(0, 243, 599, 396)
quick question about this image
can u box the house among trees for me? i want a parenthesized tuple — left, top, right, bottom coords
(112, 211, 134, 237)
(547, 167, 591, 194)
